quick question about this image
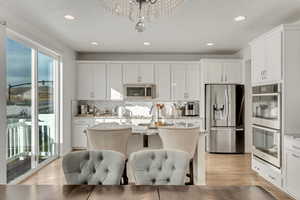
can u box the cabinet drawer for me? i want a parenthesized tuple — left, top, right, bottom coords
(285, 137, 300, 154)
(252, 157, 265, 174)
(252, 156, 282, 188)
(262, 165, 282, 188)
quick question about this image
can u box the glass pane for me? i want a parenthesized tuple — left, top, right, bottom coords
(6, 38, 33, 182)
(37, 52, 56, 163)
(127, 87, 145, 96)
(253, 127, 279, 158)
(252, 96, 278, 119)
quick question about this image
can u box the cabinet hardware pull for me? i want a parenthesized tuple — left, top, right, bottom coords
(268, 175, 275, 180)
(292, 145, 300, 150)
(292, 153, 300, 158)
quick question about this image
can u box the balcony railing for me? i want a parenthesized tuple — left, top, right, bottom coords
(7, 116, 55, 162)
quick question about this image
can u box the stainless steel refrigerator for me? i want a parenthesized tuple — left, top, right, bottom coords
(205, 84, 245, 153)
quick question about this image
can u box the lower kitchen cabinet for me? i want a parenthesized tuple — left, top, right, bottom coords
(251, 156, 282, 188)
(72, 118, 95, 148)
(72, 125, 88, 148)
(285, 136, 300, 199)
(285, 151, 300, 198)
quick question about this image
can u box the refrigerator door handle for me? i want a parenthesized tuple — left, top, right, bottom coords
(225, 87, 229, 123)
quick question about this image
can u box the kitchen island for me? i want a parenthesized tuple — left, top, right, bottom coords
(72, 116, 206, 185)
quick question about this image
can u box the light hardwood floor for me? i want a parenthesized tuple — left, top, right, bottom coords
(21, 153, 294, 200)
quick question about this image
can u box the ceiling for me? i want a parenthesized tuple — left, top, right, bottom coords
(1, 0, 300, 53)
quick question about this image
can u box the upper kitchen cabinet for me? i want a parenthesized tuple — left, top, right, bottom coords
(223, 61, 243, 84)
(77, 63, 107, 100)
(186, 64, 201, 99)
(250, 27, 282, 84)
(251, 37, 265, 84)
(77, 63, 94, 100)
(171, 63, 200, 100)
(123, 63, 155, 84)
(201, 59, 243, 84)
(155, 64, 171, 100)
(107, 63, 123, 100)
(139, 63, 155, 83)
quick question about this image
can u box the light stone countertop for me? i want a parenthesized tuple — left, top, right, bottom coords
(87, 123, 207, 136)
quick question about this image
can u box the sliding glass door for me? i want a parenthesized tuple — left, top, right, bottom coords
(6, 38, 59, 183)
(37, 52, 56, 163)
(6, 38, 33, 182)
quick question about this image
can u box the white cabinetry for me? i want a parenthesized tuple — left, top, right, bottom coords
(72, 118, 95, 148)
(223, 61, 243, 84)
(251, 156, 282, 188)
(77, 64, 94, 100)
(107, 63, 123, 100)
(250, 28, 282, 84)
(201, 59, 243, 84)
(77, 63, 107, 100)
(123, 63, 154, 84)
(139, 63, 155, 83)
(285, 136, 300, 199)
(171, 63, 200, 100)
(186, 64, 200, 99)
(155, 64, 171, 100)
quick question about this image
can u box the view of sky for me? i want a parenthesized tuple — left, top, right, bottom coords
(6, 38, 54, 87)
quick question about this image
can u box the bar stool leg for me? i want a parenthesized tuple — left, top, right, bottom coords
(122, 159, 129, 185)
(186, 159, 194, 185)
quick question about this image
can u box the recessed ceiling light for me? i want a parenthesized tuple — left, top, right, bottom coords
(91, 42, 99, 46)
(234, 15, 246, 22)
(64, 15, 75, 20)
(144, 42, 151, 46)
(206, 42, 215, 46)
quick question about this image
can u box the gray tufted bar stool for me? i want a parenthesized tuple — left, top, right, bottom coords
(86, 124, 132, 184)
(62, 150, 125, 185)
(129, 150, 190, 185)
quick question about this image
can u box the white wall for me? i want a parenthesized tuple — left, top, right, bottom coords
(0, 8, 76, 156)
(235, 46, 252, 153)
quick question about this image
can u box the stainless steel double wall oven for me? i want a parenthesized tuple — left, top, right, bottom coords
(252, 83, 281, 168)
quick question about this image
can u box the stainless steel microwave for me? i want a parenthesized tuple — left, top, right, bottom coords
(124, 84, 156, 99)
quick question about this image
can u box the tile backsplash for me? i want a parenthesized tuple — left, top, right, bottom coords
(73, 100, 200, 118)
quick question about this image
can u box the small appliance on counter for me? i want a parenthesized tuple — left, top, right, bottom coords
(183, 102, 200, 116)
(78, 104, 95, 116)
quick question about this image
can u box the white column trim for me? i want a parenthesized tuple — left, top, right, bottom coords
(0, 22, 7, 184)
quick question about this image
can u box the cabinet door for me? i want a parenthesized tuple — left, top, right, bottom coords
(123, 63, 139, 84)
(186, 64, 200, 99)
(93, 64, 107, 100)
(286, 151, 300, 198)
(77, 64, 94, 100)
(139, 63, 155, 83)
(265, 30, 282, 82)
(107, 63, 123, 100)
(202, 61, 223, 83)
(72, 125, 87, 148)
(171, 64, 186, 100)
(251, 38, 265, 84)
(155, 64, 171, 100)
(223, 61, 243, 84)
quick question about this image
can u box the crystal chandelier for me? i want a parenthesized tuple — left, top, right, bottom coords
(99, 0, 185, 32)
